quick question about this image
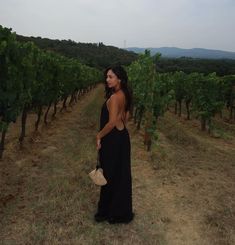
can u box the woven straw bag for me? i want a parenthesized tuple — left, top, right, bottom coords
(88, 152, 107, 186)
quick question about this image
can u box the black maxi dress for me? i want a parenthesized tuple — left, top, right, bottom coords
(96, 99, 134, 223)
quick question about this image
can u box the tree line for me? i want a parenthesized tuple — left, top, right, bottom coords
(16, 35, 138, 69)
(156, 57, 235, 76)
(16, 34, 235, 76)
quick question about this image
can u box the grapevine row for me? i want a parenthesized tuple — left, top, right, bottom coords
(127, 50, 235, 150)
(0, 26, 102, 158)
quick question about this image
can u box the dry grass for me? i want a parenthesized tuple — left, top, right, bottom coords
(149, 112, 235, 245)
(0, 86, 235, 245)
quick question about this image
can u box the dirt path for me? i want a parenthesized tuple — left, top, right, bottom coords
(0, 85, 234, 245)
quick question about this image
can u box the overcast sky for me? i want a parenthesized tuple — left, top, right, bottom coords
(0, 0, 235, 52)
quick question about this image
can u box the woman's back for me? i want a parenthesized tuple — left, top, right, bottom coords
(106, 90, 128, 130)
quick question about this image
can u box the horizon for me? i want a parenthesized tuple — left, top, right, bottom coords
(1, 0, 234, 53)
(126, 46, 235, 53)
(14, 30, 235, 53)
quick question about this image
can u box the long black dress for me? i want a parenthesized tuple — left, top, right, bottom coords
(96, 99, 134, 223)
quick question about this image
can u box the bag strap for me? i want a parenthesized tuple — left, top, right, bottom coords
(121, 117, 125, 126)
(121, 113, 126, 127)
(96, 150, 101, 169)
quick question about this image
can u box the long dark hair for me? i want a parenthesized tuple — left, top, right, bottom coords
(104, 65, 132, 112)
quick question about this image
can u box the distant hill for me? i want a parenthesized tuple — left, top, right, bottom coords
(16, 35, 138, 69)
(125, 47, 235, 60)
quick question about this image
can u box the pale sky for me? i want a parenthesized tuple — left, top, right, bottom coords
(0, 0, 235, 52)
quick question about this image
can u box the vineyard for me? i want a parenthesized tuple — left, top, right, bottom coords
(0, 25, 101, 158)
(1, 26, 235, 244)
(127, 50, 235, 151)
(1, 26, 235, 158)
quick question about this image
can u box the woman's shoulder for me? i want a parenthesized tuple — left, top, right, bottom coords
(109, 92, 122, 101)
(113, 90, 125, 99)
(106, 94, 117, 106)
(107, 94, 117, 102)
(107, 91, 125, 106)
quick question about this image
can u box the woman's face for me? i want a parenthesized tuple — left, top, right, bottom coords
(106, 69, 120, 89)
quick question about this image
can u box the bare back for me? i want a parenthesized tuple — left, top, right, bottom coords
(106, 91, 129, 130)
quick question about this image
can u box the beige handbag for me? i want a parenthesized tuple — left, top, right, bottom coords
(88, 152, 107, 186)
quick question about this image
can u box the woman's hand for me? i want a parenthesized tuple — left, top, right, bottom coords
(96, 134, 101, 150)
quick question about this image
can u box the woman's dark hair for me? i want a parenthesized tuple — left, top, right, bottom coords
(104, 65, 132, 112)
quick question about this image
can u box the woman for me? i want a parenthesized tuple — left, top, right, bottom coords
(95, 65, 134, 224)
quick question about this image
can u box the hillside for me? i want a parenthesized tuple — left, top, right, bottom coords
(16, 35, 138, 69)
(126, 47, 235, 60)
(155, 57, 235, 76)
(14, 34, 235, 75)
